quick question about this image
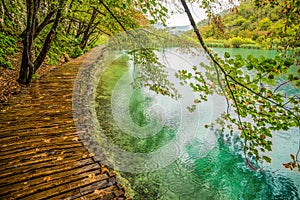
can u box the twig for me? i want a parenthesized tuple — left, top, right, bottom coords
(180, 0, 298, 120)
(273, 81, 290, 93)
(99, 0, 127, 32)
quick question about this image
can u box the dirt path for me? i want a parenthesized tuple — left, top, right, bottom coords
(0, 46, 127, 200)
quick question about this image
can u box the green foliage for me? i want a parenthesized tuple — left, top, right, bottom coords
(182, 49, 299, 165)
(129, 48, 179, 99)
(229, 37, 246, 48)
(240, 44, 259, 49)
(206, 43, 225, 48)
(69, 46, 83, 58)
(220, 37, 257, 48)
(258, 17, 272, 31)
(198, 1, 300, 50)
(0, 32, 18, 69)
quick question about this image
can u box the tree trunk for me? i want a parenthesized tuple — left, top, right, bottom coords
(75, 22, 84, 38)
(1, 0, 13, 22)
(18, 0, 64, 84)
(34, 10, 55, 39)
(66, 18, 73, 35)
(79, 8, 97, 49)
(18, 0, 37, 84)
(33, 3, 63, 72)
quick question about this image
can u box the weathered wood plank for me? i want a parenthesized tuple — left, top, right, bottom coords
(21, 173, 111, 200)
(3, 165, 104, 198)
(0, 147, 88, 172)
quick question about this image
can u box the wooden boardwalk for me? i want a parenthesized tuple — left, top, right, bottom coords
(0, 47, 127, 200)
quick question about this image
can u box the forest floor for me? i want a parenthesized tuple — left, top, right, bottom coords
(0, 52, 60, 106)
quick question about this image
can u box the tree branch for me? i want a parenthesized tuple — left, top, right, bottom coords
(179, 0, 299, 120)
(91, 6, 106, 16)
(33, 0, 64, 71)
(34, 10, 56, 39)
(99, 0, 127, 32)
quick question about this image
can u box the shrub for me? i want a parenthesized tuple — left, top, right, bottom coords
(238, 30, 253, 39)
(70, 46, 83, 58)
(240, 44, 259, 49)
(0, 32, 18, 69)
(224, 40, 232, 48)
(229, 37, 245, 48)
(206, 43, 225, 48)
(244, 38, 256, 44)
(204, 37, 224, 44)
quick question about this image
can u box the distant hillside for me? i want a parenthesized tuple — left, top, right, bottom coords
(187, 1, 299, 49)
(167, 25, 192, 35)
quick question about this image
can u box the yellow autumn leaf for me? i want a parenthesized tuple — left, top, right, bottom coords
(43, 176, 52, 182)
(43, 139, 51, 143)
(57, 156, 63, 161)
(82, 154, 87, 158)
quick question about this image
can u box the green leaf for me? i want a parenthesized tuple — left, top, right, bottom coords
(262, 156, 272, 163)
(224, 52, 230, 58)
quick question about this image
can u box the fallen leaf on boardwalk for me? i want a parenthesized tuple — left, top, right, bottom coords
(82, 154, 87, 158)
(88, 174, 95, 180)
(43, 176, 52, 182)
(94, 190, 110, 197)
(35, 148, 40, 152)
(94, 189, 101, 194)
(57, 156, 63, 161)
(60, 151, 65, 155)
(101, 167, 109, 173)
(43, 139, 51, 143)
(31, 153, 48, 160)
(89, 153, 94, 157)
(63, 136, 68, 140)
(72, 137, 79, 142)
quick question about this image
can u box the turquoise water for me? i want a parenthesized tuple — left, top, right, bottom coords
(95, 48, 300, 199)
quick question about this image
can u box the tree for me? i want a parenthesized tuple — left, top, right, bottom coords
(178, 0, 300, 171)
(15, 0, 155, 84)
(18, 0, 65, 84)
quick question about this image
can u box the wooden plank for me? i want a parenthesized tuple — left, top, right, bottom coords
(0, 147, 88, 172)
(0, 156, 93, 182)
(3, 164, 104, 198)
(0, 143, 83, 161)
(0, 134, 79, 154)
(21, 173, 110, 200)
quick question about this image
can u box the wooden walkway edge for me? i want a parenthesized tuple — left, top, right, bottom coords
(0, 46, 127, 200)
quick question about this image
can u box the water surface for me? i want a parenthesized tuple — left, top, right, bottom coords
(95, 48, 300, 199)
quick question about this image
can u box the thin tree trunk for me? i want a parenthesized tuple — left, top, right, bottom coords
(1, 0, 13, 22)
(34, 10, 55, 39)
(33, 0, 64, 72)
(18, 0, 36, 84)
(75, 22, 84, 38)
(66, 18, 73, 35)
(79, 8, 97, 49)
(18, 0, 64, 84)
